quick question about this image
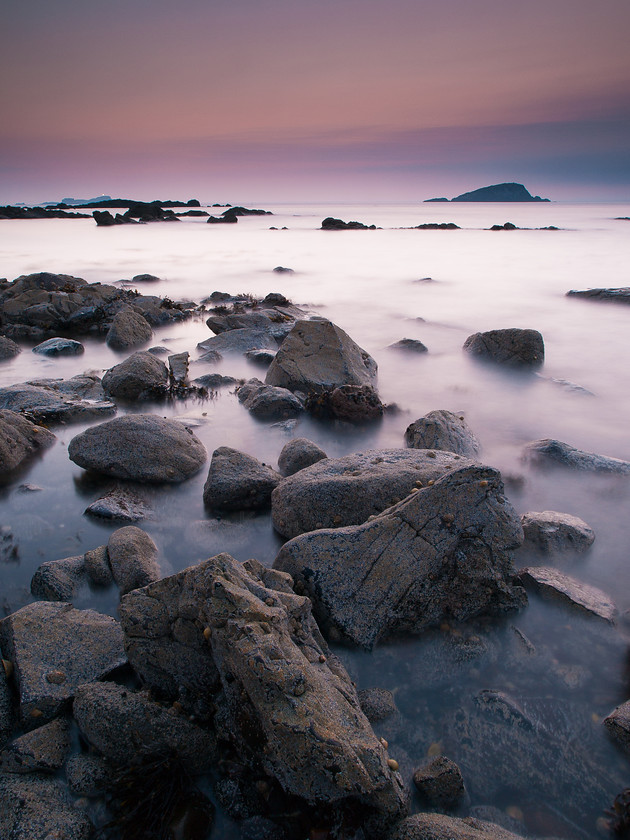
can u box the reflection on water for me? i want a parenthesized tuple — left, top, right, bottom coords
(1, 202, 630, 837)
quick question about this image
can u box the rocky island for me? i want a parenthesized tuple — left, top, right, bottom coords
(425, 183, 550, 202)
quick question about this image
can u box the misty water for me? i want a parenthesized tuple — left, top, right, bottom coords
(1, 202, 630, 838)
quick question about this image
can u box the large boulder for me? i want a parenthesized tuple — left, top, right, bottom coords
(197, 327, 278, 359)
(119, 553, 407, 832)
(405, 409, 480, 457)
(105, 306, 153, 350)
(265, 319, 378, 395)
(107, 526, 160, 595)
(101, 350, 168, 400)
(520, 510, 595, 554)
(271, 448, 471, 539)
(604, 700, 630, 752)
(274, 464, 526, 649)
(0, 410, 56, 476)
(203, 446, 282, 511)
(68, 414, 207, 483)
(523, 438, 630, 474)
(463, 328, 544, 367)
(0, 375, 116, 425)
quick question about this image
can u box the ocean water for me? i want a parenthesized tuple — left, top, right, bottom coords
(1, 202, 630, 837)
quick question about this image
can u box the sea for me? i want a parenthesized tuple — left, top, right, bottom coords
(1, 201, 630, 838)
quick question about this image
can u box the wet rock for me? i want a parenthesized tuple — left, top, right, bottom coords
(197, 327, 278, 358)
(83, 545, 113, 587)
(388, 813, 528, 840)
(245, 348, 277, 366)
(0, 410, 56, 476)
(522, 438, 630, 474)
(107, 526, 160, 595)
(0, 601, 126, 723)
(0, 335, 21, 359)
(30, 554, 87, 601)
(84, 486, 151, 523)
(321, 217, 376, 230)
(274, 464, 526, 649)
(65, 753, 114, 796)
(306, 383, 384, 422)
(68, 414, 207, 483)
(106, 305, 153, 350)
(517, 566, 616, 623)
(278, 438, 327, 476)
(168, 351, 189, 384)
(412, 755, 466, 810)
(203, 446, 282, 511)
(131, 273, 161, 283)
(567, 287, 630, 304)
(388, 338, 428, 353)
(0, 375, 116, 425)
(1, 717, 71, 773)
(265, 319, 378, 395)
(101, 350, 168, 400)
(0, 667, 15, 748)
(237, 378, 304, 420)
(119, 553, 407, 831)
(32, 337, 84, 356)
(405, 409, 480, 457)
(192, 372, 238, 389)
(358, 688, 398, 723)
(73, 682, 216, 773)
(0, 773, 93, 839)
(604, 700, 630, 751)
(463, 328, 544, 367)
(271, 448, 471, 539)
(521, 510, 595, 554)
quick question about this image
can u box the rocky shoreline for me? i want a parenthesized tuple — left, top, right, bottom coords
(1, 272, 630, 839)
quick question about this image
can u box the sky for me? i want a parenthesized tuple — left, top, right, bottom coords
(1, 0, 629, 204)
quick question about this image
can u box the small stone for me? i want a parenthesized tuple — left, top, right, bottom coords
(45, 671, 66, 685)
(387, 759, 399, 771)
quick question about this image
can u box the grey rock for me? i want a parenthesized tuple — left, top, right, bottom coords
(271, 448, 472, 539)
(65, 753, 114, 796)
(517, 566, 616, 623)
(0, 410, 56, 476)
(30, 554, 87, 601)
(168, 351, 189, 384)
(203, 446, 282, 511)
(84, 487, 151, 523)
(306, 383, 384, 422)
(107, 526, 160, 595)
(1, 717, 71, 773)
(521, 510, 595, 554)
(245, 348, 277, 365)
(523, 438, 630, 474)
(0, 667, 15, 749)
(412, 755, 466, 810)
(0, 773, 93, 840)
(101, 350, 168, 400)
(388, 338, 428, 353)
(237, 378, 304, 420)
(405, 410, 480, 457)
(131, 273, 161, 283)
(567, 287, 630, 304)
(358, 688, 398, 722)
(83, 545, 113, 587)
(0, 601, 126, 723)
(105, 305, 153, 350)
(463, 328, 544, 367)
(388, 813, 528, 840)
(604, 700, 630, 751)
(274, 464, 526, 649)
(197, 327, 278, 358)
(68, 414, 207, 483)
(0, 335, 21, 359)
(265, 319, 378, 395)
(192, 372, 238, 389)
(32, 336, 84, 356)
(73, 682, 216, 774)
(0, 375, 116, 425)
(278, 437, 327, 476)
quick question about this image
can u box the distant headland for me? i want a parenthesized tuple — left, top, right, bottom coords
(425, 183, 550, 202)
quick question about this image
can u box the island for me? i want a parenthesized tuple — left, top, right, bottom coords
(425, 182, 550, 202)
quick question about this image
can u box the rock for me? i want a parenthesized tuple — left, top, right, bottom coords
(240, 816, 288, 840)
(388, 338, 428, 353)
(84, 487, 151, 522)
(451, 182, 549, 202)
(413, 222, 460, 230)
(0, 601, 126, 723)
(237, 378, 304, 420)
(119, 554, 407, 831)
(106, 305, 153, 350)
(94, 209, 134, 226)
(245, 348, 277, 366)
(1, 717, 71, 773)
(0, 667, 15, 749)
(0, 336, 21, 359)
(203, 446, 282, 511)
(30, 554, 87, 601)
(271, 448, 471, 539)
(131, 273, 161, 283)
(405, 410, 480, 458)
(274, 464, 526, 649)
(0, 375, 116, 425)
(31, 337, 84, 356)
(65, 753, 114, 796)
(101, 350, 168, 400)
(68, 414, 207, 483)
(123, 203, 179, 222)
(412, 755, 466, 810)
(517, 566, 616, 623)
(0, 410, 56, 476)
(388, 813, 529, 840)
(305, 384, 385, 422)
(83, 545, 114, 587)
(604, 701, 630, 751)
(321, 217, 376, 230)
(489, 222, 518, 230)
(273, 266, 294, 273)
(520, 511, 595, 554)
(277, 438, 327, 476)
(168, 351, 189, 385)
(197, 327, 278, 358)
(72, 682, 216, 773)
(522, 438, 630, 474)
(0, 773, 93, 839)
(567, 287, 630, 304)
(265, 319, 378, 396)
(107, 526, 160, 595)
(358, 688, 398, 723)
(463, 328, 544, 367)
(193, 372, 238, 389)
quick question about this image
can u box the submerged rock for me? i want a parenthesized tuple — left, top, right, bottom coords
(237, 378, 304, 420)
(388, 338, 428, 353)
(274, 464, 526, 649)
(523, 438, 630, 474)
(520, 510, 595, 554)
(84, 486, 151, 522)
(0, 336, 21, 359)
(405, 409, 480, 457)
(203, 446, 282, 511)
(412, 755, 467, 810)
(305, 383, 385, 422)
(604, 700, 630, 752)
(0, 410, 56, 476)
(197, 327, 278, 358)
(277, 438, 327, 476)
(517, 566, 616, 623)
(321, 217, 376, 230)
(463, 328, 544, 367)
(567, 287, 630, 304)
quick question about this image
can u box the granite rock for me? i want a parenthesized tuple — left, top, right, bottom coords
(405, 409, 480, 458)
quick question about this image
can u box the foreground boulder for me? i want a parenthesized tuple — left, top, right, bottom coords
(68, 414, 207, 483)
(604, 700, 630, 752)
(203, 446, 282, 511)
(105, 306, 153, 350)
(274, 464, 526, 648)
(463, 328, 544, 367)
(405, 409, 480, 457)
(0, 410, 55, 476)
(271, 448, 471, 539)
(0, 374, 116, 425)
(520, 510, 595, 554)
(523, 438, 630, 474)
(107, 526, 160, 595)
(101, 351, 168, 400)
(388, 812, 529, 840)
(265, 319, 378, 395)
(119, 553, 407, 833)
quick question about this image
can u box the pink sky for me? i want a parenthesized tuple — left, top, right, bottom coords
(1, 0, 629, 203)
